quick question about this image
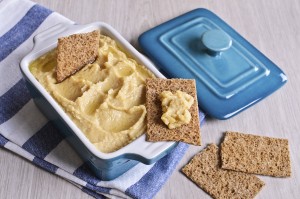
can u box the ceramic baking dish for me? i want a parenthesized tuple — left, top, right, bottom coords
(20, 22, 177, 180)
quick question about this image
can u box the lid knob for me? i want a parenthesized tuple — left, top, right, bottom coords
(201, 29, 232, 56)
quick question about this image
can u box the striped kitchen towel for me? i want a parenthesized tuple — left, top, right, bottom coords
(0, 0, 205, 198)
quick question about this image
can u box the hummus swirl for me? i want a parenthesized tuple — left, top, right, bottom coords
(30, 35, 155, 153)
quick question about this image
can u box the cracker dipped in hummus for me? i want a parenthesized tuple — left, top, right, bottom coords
(30, 31, 155, 153)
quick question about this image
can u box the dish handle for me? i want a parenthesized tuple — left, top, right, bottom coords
(121, 136, 177, 165)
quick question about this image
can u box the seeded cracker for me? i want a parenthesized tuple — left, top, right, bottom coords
(182, 144, 265, 199)
(145, 79, 201, 145)
(56, 30, 100, 82)
(221, 131, 291, 177)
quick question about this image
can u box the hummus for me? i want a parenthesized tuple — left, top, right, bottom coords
(30, 35, 155, 153)
(160, 90, 194, 129)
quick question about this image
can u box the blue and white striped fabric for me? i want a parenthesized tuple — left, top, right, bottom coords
(0, 0, 205, 198)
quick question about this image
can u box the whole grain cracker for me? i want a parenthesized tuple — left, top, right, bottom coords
(182, 144, 265, 199)
(145, 78, 201, 145)
(221, 131, 291, 177)
(56, 30, 100, 83)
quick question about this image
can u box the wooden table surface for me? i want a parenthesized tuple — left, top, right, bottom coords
(1, 0, 300, 198)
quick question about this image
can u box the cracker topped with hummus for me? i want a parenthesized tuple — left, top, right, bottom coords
(145, 78, 201, 145)
(30, 31, 156, 153)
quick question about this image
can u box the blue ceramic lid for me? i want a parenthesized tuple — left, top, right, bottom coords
(138, 8, 287, 119)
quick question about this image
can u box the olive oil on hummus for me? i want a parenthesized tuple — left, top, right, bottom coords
(30, 35, 155, 153)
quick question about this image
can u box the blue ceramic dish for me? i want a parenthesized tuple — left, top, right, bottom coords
(139, 8, 287, 119)
(20, 22, 177, 180)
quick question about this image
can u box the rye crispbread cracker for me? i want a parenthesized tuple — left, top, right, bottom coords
(56, 30, 100, 82)
(182, 144, 264, 199)
(145, 78, 201, 145)
(221, 132, 291, 177)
